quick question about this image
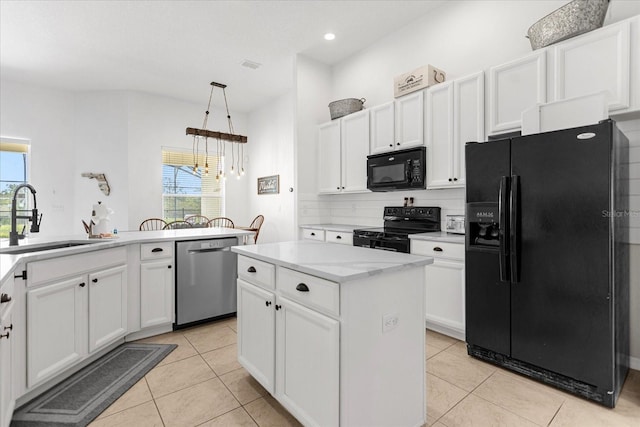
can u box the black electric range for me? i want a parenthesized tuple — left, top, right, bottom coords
(353, 206, 441, 253)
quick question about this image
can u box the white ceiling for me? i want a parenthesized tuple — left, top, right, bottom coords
(0, 0, 445, 112)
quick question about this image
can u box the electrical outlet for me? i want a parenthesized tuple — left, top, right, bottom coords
(382, 313, 399, 332)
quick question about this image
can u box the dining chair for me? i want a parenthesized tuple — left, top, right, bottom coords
(184, 215, 210, 226)
(139, 218, 168, 231)
(163, 220, 193, 230)
(207, 217, 235, 228)
(248, 214, 264, 243)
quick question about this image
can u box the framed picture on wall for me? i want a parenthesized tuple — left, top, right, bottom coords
(257, 175, 279, 195)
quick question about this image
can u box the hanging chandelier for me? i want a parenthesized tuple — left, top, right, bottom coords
(186, 81, 247, 180)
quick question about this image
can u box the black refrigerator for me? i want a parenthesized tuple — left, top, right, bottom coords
(464, 119, 629, 407)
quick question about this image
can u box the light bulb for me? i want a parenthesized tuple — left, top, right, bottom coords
(230, 165, 235, 175)
(204, 163, 209, 176)
(215, 174, 219, 181)
(193, 163, 198, 174)
(240, 168, 245, 176)
(236, 173, 241, 180)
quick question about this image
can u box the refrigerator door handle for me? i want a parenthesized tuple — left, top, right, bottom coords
(510, 175, 520, 283)
(499, 176, 510, 282)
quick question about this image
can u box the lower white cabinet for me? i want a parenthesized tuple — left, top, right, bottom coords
(0, 278, 14, 427)
(237, 279, 275, 393)
(276, 297, 339, 427)
(411, 239, 465, 340)
(139, 243, 174, 329)
(26, 248, 127, 388)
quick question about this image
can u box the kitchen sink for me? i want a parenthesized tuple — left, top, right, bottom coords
(0, 241, 100, 255)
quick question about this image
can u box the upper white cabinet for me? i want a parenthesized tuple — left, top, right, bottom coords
(318, 109, 369, 194)
(395, 90, 424, 149)
(370, 92, 424, 155)
(489, 51, 547, 134)
(553, 20, 631, 112)
(427, 71, 484, 189)
(369, 102, 395, 154)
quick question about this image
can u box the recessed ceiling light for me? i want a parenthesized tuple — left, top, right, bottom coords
(324, 33, 336, 41)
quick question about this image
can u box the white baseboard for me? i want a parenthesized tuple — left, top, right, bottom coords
(630, 355, 640, 371)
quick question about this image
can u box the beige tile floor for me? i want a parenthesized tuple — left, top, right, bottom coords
(89, 318, 640, 427)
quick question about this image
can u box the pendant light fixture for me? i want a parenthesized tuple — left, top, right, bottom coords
(186, 82, 247, 181)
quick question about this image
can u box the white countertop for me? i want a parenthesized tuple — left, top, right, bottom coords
(299, 224, 370, 232)
(232, 240, 433, 283)
(409, 231, 466, 244)
(0, 228, 254, 284)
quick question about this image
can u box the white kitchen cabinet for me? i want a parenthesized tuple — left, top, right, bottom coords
(369, 101, 395, 154)
(88, 265, 127, 352)
(411, 239, 465, 340)
(489, 50, 547, 134)
(27, 275, 87, 388)
(276, 296, 339, 427)
(553, 20, 631, 112)
(395, 90, 424, 149)
(318, 120, 341, 194)
(318, 110, 369, 194)
(300, 227, 353, 246)
(139, 242, 174, 329)
(0, 277, 15, 427)
(427, 71, 484, 189)
(26, 247, 127, 388)
(237, 279, 276, 393)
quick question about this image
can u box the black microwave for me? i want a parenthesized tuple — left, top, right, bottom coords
(366, 146, 426, 191)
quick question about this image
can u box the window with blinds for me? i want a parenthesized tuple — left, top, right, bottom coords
(0, 139, 29, 238)
(162, 149, 224, 222)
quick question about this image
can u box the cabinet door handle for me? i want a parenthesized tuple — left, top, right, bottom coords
(453, 177, 458, 181)
(389, 144, 393, 147)
(265, 301, 272, 307)
(0, 332, 9, 340)
(168, 265, 172, 269)
(296, 283, 310, 292)
(247, 266, 257, 273)
(151, 248, 164, 253)
(79, 282, 86, 287)
(92, 278, 98, 283)
(0, 293, 11, 304)
(275, 304, 281, 311)
(4, 324, 13, 331)
(396, 142, 400, 146)
(433, 247, 443, 252)
(448, 178, 452, 182)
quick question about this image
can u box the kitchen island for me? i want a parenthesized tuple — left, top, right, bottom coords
(232, 240, 433, 427)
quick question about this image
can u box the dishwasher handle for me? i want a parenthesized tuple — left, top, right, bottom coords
(187, 247, 232, 254)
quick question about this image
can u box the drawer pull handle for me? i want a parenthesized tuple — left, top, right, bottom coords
(310, 232, 316, 236)
(0, 293, 11, 304)
(336, 235, 342, 239)
(0, 332, 9, 340)
(79, 282, 86, 288)
(296, 283, 310, 292)
(4, 324, 13, 331)
(265, 301, 272, 307)
(92, 278, 99, 283)
(151, 248, 164, 253)
(247, 266, 257, 273)
(275, 304, 282, 311)
(433, 247, 443, 252)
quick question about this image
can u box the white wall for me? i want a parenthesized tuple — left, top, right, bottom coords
(245, 92, 295, 243)
(0, 78, 76, 237)
(0, 79, 249, 234)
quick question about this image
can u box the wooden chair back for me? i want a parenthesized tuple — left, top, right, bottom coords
(249, 215, 265, 243)
(139, 218, 168, 231)
(163, 220, 193, 230)
(185, 215, 210, 226)
(207, 217, 235, 228)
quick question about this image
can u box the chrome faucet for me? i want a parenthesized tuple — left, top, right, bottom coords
(9, 184, 42, 246)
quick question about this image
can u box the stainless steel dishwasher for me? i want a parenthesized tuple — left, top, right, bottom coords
(175, 237, 238, 328)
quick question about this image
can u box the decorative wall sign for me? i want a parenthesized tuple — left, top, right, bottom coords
(81, 173, 111, 196)
(257, 175, 279, 195)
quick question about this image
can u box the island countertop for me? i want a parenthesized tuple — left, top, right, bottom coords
(231, 240, 433, 283)
(0, 228, 254, 284)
